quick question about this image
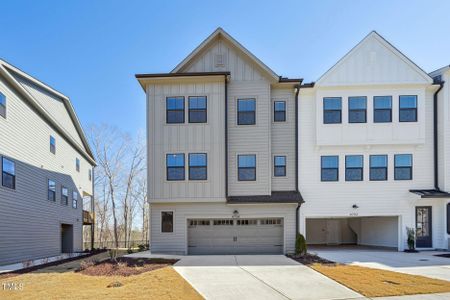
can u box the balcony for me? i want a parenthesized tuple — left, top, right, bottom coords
(83, 210, 94, 225)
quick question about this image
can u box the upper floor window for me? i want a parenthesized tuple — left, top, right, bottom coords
(237, 99, 256, 125)
(88, 169, 92, 181)
(321, 156, 339, 181)
(374, 96, 392, 123)
(395, 154, 413, 180)
(161, 211, 174, 233)
(72, 191, 78, 209)
(370, 155, 388, 181)
(348, 97, 367, 123)
(274, 156, 286, 177)
(189, 153, 207, 180)
(345, 155, 363, 181)
(2, 157, 15, 189)
(166, 97, 185, 124)
(48, 179, 56, 201)
(166, 153, 185, 181)
(274, 101, 286, 122)
(0, 92, 6, 118)
(399, 95, 417, 122)
(61, 186, 68, 205)
(238, 154, 256, 181)
(323, 97, 342, 124)
(50, 136, 56, 154)
(188, 96, 207, 123)
(76, 158, 80, 172)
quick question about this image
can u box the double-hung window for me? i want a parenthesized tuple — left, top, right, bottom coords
(321, 156, 339, 181)
(88, 169, 92, 181)
(348, 97, 367, 123)
(345, 155, 363, 181)
(189, 153, 207, 180)
(188, 96, 207, 123)
(274, 156, 286, 177)
(395, 154, 412, 180)
(237, 99, 256, 125)
(374, 96, 392, 123)
(161, 211, 173, 233)
(399, 95, 417, 122)
(61, 186, 68, 205)
(370, 155, 388, 181)
(76, 158, 80, 172)
(166, 97, 185, 124)
(166, 154, 185, 181)
(274, 101, 286, 122)
(72, 191, 78, 208)
(2, 157, 15, 189)
(323, 97, 342, 124)
(50, 136, 56, 154)
(0, 92, 6, 118)
(48, 180, 56, 201)
(238, 155, 256, 181)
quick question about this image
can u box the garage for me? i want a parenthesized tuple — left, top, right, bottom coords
(187, 218, 284, 255)
(305, 216, 399, 249)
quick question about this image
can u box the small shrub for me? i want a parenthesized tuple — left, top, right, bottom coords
(406, 227, 415, 250)
(137, 244, 147, 252)
(127, 248, 133, 254)
(295, 233, 307, 256)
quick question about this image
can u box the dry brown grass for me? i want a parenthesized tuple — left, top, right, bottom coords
(311, 263, 450, 297)
(0, 267, 203, 300)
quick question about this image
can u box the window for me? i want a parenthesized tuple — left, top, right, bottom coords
(395, 154, 412, 180)
(2, 157, 15, 189)
(260, 219, 282, 225)
(0, 92, 6, 118)
(321, 156, 339, 181)
(323, 97, 342, 124)
(370, 155, 388, 181)
(76, 158, 80, 172)
(61, 186, 68, 205)
(348, 97, 367, 123)
(213, 219, 233, 226)
(72, 191, 78, 208)
(345, 155, 363, 181)
(237, 99, 256, 125)
(161, 211, 173, 232)
(374, 96, 392, 123)
(238, 155, 256, 181)
(274, 101, 286, 122)
(189, 153, 207, 180)
(48, 180, 56, 201)
(399, 95, 417, 122)
(88, 169, 92, 181)
(189, 220, 211, 226)
(237, 219, 257, 225)
(188, 96, 207, 123)
(166, 97, 185, 124)
(50, 136, 56, 154)
(166, 154, 185, 181)
(274, 156, 286, 177)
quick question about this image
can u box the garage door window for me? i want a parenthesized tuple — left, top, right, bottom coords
(213, 219, 233, 226)
(260, 219, 282, 225)
(161, 211, 173, 233)
(189, 220, 211, 227)
(237, 219, 257, 225)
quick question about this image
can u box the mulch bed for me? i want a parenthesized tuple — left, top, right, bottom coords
(287, 253, 336, 265)
(434, 253, 450, 258)
(77, 257, 179, 277)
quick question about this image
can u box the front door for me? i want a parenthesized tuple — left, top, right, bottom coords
(416, 206, 432, 248)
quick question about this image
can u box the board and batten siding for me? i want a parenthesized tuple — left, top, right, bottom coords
(0, 73, 92, 265)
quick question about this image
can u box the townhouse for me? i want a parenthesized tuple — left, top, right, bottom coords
(0, 60, 95, 265)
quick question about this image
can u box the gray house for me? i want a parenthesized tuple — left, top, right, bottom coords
(0, 59, 95, 266)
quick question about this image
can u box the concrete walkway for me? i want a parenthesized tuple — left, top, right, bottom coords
(173, 255, 363, 300)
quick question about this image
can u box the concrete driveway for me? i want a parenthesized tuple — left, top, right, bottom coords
(311, 247, 450, 282)
(173, 255, 362, 300)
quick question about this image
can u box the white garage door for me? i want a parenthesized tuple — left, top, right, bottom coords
(188, 218, 283, 255)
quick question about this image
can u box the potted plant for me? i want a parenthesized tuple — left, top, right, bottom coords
(405, 227, 418, 253)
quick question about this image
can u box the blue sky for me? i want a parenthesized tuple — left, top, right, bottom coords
(1, 0, 449, 136)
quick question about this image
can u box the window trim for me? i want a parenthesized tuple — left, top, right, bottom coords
(399, 95, 418, 122)
(166, 153, 185, 181)
(323, 97, 342, 124)
(0, 91, 6, 118)
(161, 211, 174, 233)
(348, 96, 367, 124)
(238, 154, 257, 181)
(188, 96, 207, 123)
(237, 98, 256, 125)
(188, 153, 207, 181)
(1, 156, 16, 190)
(61, 186, 69, 205)
(48, 179, 56, 202)
(273, 100, 286, 122)
(273, 155, 287, 177)
(394, 154, 413, 180)
(321, 155, 339, 182)
(345, 155, 364, 181)
(373, 96, 393, 123)
(369, 155, 388, 181)
(166, 96, 185, 124)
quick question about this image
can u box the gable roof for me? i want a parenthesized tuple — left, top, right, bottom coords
(0, 59, 96, 165)
(429, 64, 450, 79)
(316, 31, 433, 85)
(171, 27, 280, 81)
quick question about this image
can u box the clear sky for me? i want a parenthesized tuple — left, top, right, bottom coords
(1, 0, 449, 136)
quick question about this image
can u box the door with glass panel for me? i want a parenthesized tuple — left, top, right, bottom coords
(416, 206, 432, 248)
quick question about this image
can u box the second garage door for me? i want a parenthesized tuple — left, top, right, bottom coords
(188, 218, 284, 255)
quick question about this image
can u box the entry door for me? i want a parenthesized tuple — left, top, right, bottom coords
(326, 220, 341, 245)
(416, 206, 432, 248)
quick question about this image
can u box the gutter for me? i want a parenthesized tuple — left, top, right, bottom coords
(434, 81, 445, 190)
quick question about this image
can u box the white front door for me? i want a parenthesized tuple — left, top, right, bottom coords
(326, 219, 341, 245)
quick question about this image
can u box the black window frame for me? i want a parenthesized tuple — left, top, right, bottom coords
(0, 91, 6, 118)
(237, 98, 256, 125)
(72, 190, 78, 209)
(370, 155, 388, 181)
(61, 186, 69, 205)
(447, 203, 450, 235)
(188, 96, 207, 123)
(399, 95, 418, 122)
(394, 154, 413, 180)
(345, 155, 364, 181)
(323, 97, 342, 124)
(238, 154, 256, 181)
(2, 157, 15, 189)
(166, 96, 185, 124)
(189, 153, 207, 180)
(321, 156, 339, 182)
(273, 101, 286, 122)
(161, 211, 174, 233)
(50, 135, 56, 154)
(374, 96, 392, 123)
(166, 153, 185, 181)
(348, 96, 367, 123)
(76, 158, 80, 172)
(48, 179, 56, 201)
(274, 155, 286, 177)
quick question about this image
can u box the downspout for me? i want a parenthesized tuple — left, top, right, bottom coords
(225, 75, 229, 198)
(294, 82, 302, 235)
(91, 167, 95, 250)
(434, 81, 444, 190)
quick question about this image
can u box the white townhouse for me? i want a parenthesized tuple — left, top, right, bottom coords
(0, 60, 96, 265)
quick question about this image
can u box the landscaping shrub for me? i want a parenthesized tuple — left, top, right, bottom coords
(295, 233, 307, 256)
(127, 248, 133, 254)
(406, 227, 416, 251)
